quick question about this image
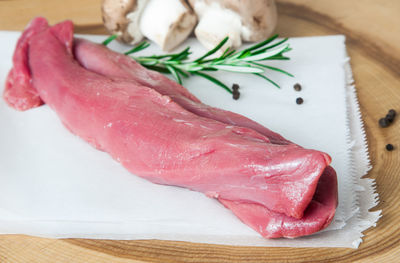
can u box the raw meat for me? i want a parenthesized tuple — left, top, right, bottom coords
(220, 166, 337, 238)
(4, 17, 338, 238)
(73, 37, 338, 237)
(74, 38, 290, 145)
(3, 18, 47, 110)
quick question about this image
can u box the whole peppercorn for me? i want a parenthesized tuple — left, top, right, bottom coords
(386, 109, 396, 123)
(293, 83, 302, 91)
(379, 118, 389, 128)
(379, 109, 397, 127)
(232, 90, 240, 100)
(232, 83, 240, 91)
(386, 144, 394, 151)
(232, 84, 240, 100)
(296, 97, 304, 105)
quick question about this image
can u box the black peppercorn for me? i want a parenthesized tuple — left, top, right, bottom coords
(386, 109, 396, 123)
(232, 90, 240, 100)
(386, 144, 394, 151)
(232, 83, 240, 91)
(379, 118, 389, 128)
(386, 114, 394, 123)
(294, 83, 302, 91)
(296, 97, 304, 105)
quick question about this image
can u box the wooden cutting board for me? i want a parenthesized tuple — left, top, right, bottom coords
(0, 0, 399, 262)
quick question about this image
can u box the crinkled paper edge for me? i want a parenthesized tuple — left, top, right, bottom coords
(344, 55, 381, 248)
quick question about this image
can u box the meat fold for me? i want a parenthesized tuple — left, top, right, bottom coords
(3, 17, 47, 110)
(4, 17, 338, 238)
(220, 166, 338, 238)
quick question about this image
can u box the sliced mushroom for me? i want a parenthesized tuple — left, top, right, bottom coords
(188, 0, 278, 50)
(102, 0, 197, 51)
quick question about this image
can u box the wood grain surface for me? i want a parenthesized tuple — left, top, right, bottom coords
(0, 0, 399, 262)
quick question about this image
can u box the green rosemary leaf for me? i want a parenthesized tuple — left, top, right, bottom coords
(124, 41, 150, 55)
(145, 54, 174, 59)
(179, 63, 204, 72)
(219, 47, 232, 59)
(195, 36, 229, 62)
(250, 62, 294, 77)
(240, 34, 279, 54)
(221, 49, 236, 59)
(198, 68, 218, 71)
(212, 64, 264, 73)
(238, 50, 252, 59)
(192, 72, 232, 94)
(164, 60, 180, 65)
(102, 34, 118, 46)
(144, 50, 190, 59)
(165, 65, 182, 84)
(242, 44, 290, 62)
(260, 55, 290, 61)
(174, 67, 189, 78)
(253, 73, 281, 88)
(135, 57, 159, 66)
(284, 47, 293, 54)
(142, 65, 170, 74)
(170, 47, 191, 61)
(252, 38, 289, 55)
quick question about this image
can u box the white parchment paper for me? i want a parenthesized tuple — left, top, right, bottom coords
(0, 32, 381, 248)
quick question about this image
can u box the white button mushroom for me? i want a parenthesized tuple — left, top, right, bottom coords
(102, 0, 197, 51)
(188, 0, 278, 50)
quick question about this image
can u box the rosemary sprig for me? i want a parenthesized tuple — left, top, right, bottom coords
(124, 41, 150, 55)
(102, 34, 292, 93)
(101, 34, 117, 46)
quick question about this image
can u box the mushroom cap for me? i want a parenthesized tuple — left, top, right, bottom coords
(189, 0, 277, 42)
(102, 0, 145, 44)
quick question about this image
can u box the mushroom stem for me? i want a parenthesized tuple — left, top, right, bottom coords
(139, 0, 197, 51)
(125, 0, 148, 44)
(189, 0, 278, 51)
(194, 5, 242, 51)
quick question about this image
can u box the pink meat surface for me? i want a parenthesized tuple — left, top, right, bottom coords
(73, 38, 338, 237)
(220, 166, 338, 238)
(3, 17, 48, 110)
(4, 18, 338, 238)
(74, 38, 290, 145)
